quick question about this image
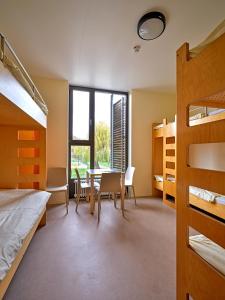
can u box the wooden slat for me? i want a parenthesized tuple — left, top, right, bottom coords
(187, 167, 225, 195)
(187, 247, 225, 300)
(165, 143, 175, 150)
(189, 193, 225, 220)
(187, 118, 225, 144)
(165, 168, 175, 176)
(163, 198, 176, 209)
(165, 156, 175, 163)
(188, 207, 225, 249)
(190, 111, 225, 126)
(164, 180, 176, 197)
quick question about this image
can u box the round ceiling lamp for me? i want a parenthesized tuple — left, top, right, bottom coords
(137, 11, 166, 40)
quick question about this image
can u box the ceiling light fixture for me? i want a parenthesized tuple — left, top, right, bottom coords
(137, 11, 166, 40)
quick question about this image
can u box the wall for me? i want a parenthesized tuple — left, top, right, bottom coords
(33, 77, 68, 204)
(189, 143, 225, 173)
(131, 89, 176, 197)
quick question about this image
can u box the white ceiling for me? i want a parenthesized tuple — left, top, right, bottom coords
(0, 0, 225, 92)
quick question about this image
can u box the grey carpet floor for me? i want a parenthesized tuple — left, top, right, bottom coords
(4, 198, 176, 300)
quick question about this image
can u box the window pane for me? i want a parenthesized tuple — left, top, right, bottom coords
(95, 92, 111, 169)
(71, 146, 90, 178)
(72, 90, 90, 140)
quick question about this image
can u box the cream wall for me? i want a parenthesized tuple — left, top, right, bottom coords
(131, 89, 176, 197)
(33, 77, 68, 204)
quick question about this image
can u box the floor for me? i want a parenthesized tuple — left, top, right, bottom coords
(5, 198, 176, 300)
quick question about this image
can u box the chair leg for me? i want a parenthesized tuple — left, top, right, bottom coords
(113, 193, 117, 208)
(86, 191, 90, 202)
(65, 189, 69, 214)
(121, 192, 125, 217)
(98, 193, 101, 222)
(132, 185, 137, 205)
(75, 190, 81, 212)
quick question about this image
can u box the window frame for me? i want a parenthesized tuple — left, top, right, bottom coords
(69, 85, 129, 197)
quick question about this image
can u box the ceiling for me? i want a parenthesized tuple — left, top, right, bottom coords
(0, 0, 225, 93)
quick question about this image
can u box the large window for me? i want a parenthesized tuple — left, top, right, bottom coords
(69, 86, 128, 197)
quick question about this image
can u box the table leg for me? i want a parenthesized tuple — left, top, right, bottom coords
(89, 175, 95, 214)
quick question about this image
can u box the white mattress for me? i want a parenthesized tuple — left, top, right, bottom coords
(154, 175, 175, 183)
(189, 234, 225, 276)
(0, 189, 51, 281)
(190, 186, 225, 205)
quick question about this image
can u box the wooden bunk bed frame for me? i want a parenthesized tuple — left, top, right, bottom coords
(152, 123, 163, 196)
(152, 118, 176, 208)
(0, 34, 48, 299)
(163, 117, 176, 208)
(176, 32, 225, 299)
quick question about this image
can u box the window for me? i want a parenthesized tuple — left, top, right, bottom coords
(69, 86, 128, 197)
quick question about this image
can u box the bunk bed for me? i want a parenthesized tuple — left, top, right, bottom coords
(0, 33, 50, 299)
(152, 123, 163, 196)
(152, 117, 176, 208)
(176, 29, 225, 299)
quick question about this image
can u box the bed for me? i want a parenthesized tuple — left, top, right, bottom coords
(152, 118, 176, 208)
(176, 25, 225, 299)
(189, 234, 225, 276)
(0, 34, 48, 299)
(0, 189, 50, 298)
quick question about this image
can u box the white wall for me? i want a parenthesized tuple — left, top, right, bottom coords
(34, 77, 68, 204)
(131, 89, 176, 197)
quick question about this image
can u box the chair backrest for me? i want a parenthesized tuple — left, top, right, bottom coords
(100, 172, 122, 193)
(75, 168, 81, 188)
(125, 166, 135, 184)
(47, 167, 67, 187)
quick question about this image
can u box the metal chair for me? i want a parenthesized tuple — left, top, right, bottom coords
(125, 166, 136, 205)
(96, 172, 124, 222)
(46, 167, 69, 214)
(75, 168, 99, 212)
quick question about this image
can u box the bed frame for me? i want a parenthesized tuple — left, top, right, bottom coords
(163, 117, 176, 208)
(152, 123, 163, 196)
(0, 34, 48, 298)
(176, 32, 225, 299)
(152, 118, 176, 208)
(0, 208, 46, 300)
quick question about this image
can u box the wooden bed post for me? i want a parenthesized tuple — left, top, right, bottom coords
(176, 42, 190, 300)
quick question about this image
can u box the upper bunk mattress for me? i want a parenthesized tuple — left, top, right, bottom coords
(0, 189, 51, 281)
(189, 234, 225, 276)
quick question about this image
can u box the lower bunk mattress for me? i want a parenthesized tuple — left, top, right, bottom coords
(189, 234, 225, 276)
(0, 189, 51, 281)
(189, 186, 225, 205)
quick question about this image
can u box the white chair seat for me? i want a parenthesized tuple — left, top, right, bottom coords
(46, 185, 68, 192)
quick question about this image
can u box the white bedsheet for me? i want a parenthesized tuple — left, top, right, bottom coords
(189, 186, 225, 205)
(0, 189, 51, 281)
(189, 234, 225, 276)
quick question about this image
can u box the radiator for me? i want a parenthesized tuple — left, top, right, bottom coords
(74, 178, 110, 199)
(74, 179, 87, 198)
